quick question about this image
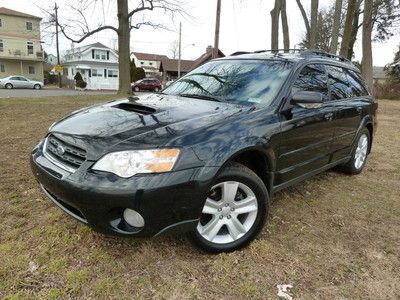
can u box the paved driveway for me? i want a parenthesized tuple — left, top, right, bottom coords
(0, 88, 117, 98)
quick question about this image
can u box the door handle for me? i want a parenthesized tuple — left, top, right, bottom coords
(324, 112, 334, 121)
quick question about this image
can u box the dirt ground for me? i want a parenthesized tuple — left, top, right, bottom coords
(0, 96, 399, 299)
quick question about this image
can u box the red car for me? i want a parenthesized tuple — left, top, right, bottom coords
(131, 78, 162, 92)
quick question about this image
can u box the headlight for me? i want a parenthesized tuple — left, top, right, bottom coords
(92, 149, 180, 178)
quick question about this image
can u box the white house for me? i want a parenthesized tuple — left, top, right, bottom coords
(46, 53, 57, 66)
(62, 42, 119, 90)
(131, 52, 168, 78)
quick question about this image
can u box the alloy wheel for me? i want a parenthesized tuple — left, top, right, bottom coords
(197, 181, 258, 244)
(354, 133, 368, 169)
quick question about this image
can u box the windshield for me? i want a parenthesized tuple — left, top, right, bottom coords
(163, 59, 293, 105)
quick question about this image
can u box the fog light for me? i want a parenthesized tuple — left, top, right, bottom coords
(123, 208, 145, 228)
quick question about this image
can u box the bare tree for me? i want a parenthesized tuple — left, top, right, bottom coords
(281, 0, 290, 51)
(362, 0, 374, 89)
(270, 0, 280, 50)
(340, 0, 357, 58)
(270, 0, 290, 51)
(169, 40, 179, 59)
(42, 0, 185, 95)
(296, 0, 311, 40)
(309, 0, 319, 48)
(330, 0, 343, 54)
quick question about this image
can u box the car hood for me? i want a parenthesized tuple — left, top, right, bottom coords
(50, 93, 247, 157)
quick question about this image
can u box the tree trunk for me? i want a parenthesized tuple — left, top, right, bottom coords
(340, 0, 357, 57)
(270, 0, 280, 51)
(362, 0, 374, 90)
(281, 0, 290, 51)
(330, 0, 343, 54)
(295, 0, 310, 44)
(309, 0, 319, 48)
(347, 0, 361, 59)
(117, 0, 132, 95)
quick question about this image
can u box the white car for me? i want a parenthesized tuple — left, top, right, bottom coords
(0, 76, 43, 89)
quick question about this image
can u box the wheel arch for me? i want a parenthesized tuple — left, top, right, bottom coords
(221, 147, 276, 194)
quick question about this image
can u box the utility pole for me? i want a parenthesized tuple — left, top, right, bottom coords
(54, 2, 62, 88)
(178, 22, 182, 78)
(212, 0, 222, 59)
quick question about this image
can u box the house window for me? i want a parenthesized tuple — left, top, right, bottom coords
(0, 39, 3, 52)
(27, 42, 33, 54)
(108, 70, 118, 77)
(0, 19, 2, 27)
(91, 69, 102, 77)
(26, 21, 33, 31)
(28, 66, 35, 74)
(0, 64, 5, 72)
(140, 62, 144, 65)
(101, 54, 106, 60)
(149, 62, 153, 66)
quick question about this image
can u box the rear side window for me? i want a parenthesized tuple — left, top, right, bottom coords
(326, 65, 351, 100)
(292, 64, 328, 99)
(347, 69, 369, 96)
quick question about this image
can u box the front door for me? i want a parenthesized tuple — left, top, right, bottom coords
(276, 63, 336, 186)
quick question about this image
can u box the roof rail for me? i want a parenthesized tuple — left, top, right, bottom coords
(230, 48, 350, 63)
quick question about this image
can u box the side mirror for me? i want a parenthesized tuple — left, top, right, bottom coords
(291, 91, 324, 106)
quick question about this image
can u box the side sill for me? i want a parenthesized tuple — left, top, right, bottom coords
(272, 156, 350, 193)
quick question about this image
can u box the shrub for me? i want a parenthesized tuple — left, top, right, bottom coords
(74, 72, 87, 89)
(374, 82, 400, 100)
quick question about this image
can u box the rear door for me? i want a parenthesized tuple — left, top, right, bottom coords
(9, 76, 22, 88)
(325, 65, 369, 161)
(276, 63, 336, 186)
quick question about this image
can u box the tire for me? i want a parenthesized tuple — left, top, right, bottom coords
(34, 84, 41, 90)
(134, 86, 140, 92)
(154, 87, 160, 92)
(338, 128, 370, 175)
(188, 162, 269, 253)
(5, 83, 13, 89)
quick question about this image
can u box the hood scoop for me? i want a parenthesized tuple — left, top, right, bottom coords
(113, 102, 157, 115)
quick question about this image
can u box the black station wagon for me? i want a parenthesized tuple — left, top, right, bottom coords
(31, 50, 377, 252)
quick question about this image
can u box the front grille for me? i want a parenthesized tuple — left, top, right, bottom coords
(45, 134, 86, 170)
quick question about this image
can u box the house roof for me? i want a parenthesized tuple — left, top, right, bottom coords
(159, 58, 195, 73)
(132, 52, 169, 62)
(0, 7, 41, 20)
(191, 48, 225, 70)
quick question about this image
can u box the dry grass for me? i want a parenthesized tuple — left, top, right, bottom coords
(0, 96, 399, 299)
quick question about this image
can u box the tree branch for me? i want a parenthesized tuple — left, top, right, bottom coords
(59, 24, 118, 43)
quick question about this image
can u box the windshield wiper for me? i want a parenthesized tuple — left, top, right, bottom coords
(178, 93, 223, 102)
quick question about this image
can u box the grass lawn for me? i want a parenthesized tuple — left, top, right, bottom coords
(0, 96, 399, 299)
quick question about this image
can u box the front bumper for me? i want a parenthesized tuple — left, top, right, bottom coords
(31, 141, 219, 237)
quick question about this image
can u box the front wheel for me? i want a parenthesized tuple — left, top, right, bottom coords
(134, 86, 140, 92)
(189, 162, 269, 253)
(154, 87, 160, 92)
(34, 84, 41, 90)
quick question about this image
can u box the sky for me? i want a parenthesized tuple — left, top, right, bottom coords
(1, 0, 399, 66)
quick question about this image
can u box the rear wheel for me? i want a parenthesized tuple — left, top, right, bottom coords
(339, 128, 370, 175)
(189, 162, 269, 253)
(5, 83, 13, 89)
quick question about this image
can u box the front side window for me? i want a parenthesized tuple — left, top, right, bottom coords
(26, 21, 32, 31)
(291, 64, 328, 98)
(326, 65, 351, 100)
(27, 42, 33, 54)
(28, 66, 35, 74)
(18, 77, 28, 81)
(163, 59, 293, 105)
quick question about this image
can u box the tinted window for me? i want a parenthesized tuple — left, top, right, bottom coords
(347, 70, 369, 96)
(164, 60, 293, 105)
(10, 77, 20, 80)
(326, 65, 351, 100)
(292, 64, 328, 99)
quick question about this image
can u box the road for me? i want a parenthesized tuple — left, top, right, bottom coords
(0, 88, 117, 98)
